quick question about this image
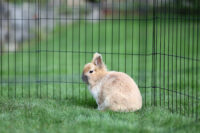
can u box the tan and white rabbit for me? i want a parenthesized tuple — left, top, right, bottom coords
(82, 53, 142, 112)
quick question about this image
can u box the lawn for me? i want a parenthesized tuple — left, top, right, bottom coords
(0, 19, 200, 132)
(0, 97, 200, 133)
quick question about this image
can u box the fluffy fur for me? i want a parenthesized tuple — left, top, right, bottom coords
(82, 53, 142, 112)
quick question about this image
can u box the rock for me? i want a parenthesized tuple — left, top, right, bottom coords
(86, 4, 101, 23)
(0, 1, 57, 52)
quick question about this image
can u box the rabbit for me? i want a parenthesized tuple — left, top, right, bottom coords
(82, 53, 142, 112)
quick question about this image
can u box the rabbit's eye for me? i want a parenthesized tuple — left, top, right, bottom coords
(89, 70, 93, 73)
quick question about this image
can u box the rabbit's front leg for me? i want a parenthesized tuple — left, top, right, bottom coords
(97, 97, 109, 111)
(98, 103, 106, 111)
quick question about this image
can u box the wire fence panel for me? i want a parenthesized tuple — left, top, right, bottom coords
(0, 0, 199, 120)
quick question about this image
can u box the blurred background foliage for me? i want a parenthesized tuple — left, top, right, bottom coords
(1, 0, 199, 52)
(3, 0, 200, 14)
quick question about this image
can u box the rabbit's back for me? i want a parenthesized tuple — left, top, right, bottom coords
(102, 71, 139, 94)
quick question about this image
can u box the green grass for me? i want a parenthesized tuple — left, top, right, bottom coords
(0, 97, 199, 133)
(0, 20, 200, 132)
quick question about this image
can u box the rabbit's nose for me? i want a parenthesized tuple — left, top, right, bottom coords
(82, 74, 88, 84)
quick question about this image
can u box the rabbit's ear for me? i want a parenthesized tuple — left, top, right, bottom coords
(92, 53, 103, 67)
